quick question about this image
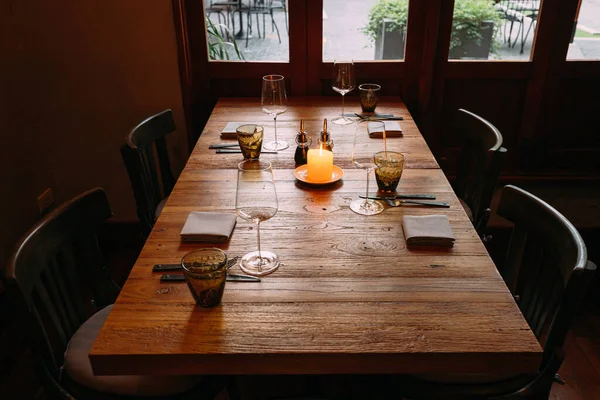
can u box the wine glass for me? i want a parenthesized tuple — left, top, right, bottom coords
(350, 120, 384, 215)
(235, 159, 280, 276)
(331, 61, 356, 125)
(261, 74, 288, 151)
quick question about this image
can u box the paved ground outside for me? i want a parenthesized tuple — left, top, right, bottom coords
(205, 0, 600, 62)
(578, 0, 600, 34)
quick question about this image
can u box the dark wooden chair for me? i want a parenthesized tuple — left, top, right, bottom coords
(5, 188, 223, 400)
(240, 0, 282, 47)
(121, 109, 176, 237)
(388, 185, 597, 399)
(452, 108, 507, 236)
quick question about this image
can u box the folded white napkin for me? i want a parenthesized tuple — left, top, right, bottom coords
(220, 122, 247, 139)
(180, 212, 237, 242)
(402, 215, 455, 248)
(368, 121, 403, 138)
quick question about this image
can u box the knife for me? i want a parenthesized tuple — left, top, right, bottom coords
(386, 199, 450, 208)
(360, 194, 436, 200)
(343, 113, 395, 118)
(355, 113, 404, 121)
(154, 256, 240, 272)
(216, 149, 278, 154)
(160, 274, 261, 282)
(209, 143, 239, 149)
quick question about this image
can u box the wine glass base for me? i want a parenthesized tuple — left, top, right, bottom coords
(263, 141, 289, 151)
(350, 199, 384, 215)
(239, 251, 280, 276)
(331, 116, 354, 125)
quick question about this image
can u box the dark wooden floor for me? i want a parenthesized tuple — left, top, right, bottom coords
(550, 313, 600, 400)
(1, 223, 599, 400)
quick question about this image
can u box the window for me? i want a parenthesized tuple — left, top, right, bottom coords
(449, 0, 542, 60)
(323, 0, 406, 61)
(204, 0, 290, 61)
(567, 0, 600, 60)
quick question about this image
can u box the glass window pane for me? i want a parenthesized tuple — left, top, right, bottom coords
(449, 0, 541, 61)
(323, 0, 407, 61)
(567, 0, 600, 60)
(204, 0, 289, 61)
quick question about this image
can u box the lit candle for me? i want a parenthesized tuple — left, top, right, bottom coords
(307, 148, 333, 182)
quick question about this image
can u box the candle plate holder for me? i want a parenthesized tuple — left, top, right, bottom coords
(293, 165, 344, 185)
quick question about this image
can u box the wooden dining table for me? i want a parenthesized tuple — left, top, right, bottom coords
(90, 96, 541, 377)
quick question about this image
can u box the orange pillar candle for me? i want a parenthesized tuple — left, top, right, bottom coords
(307, 148, 334, 182)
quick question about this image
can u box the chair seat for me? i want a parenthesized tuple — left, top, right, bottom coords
(458, 197, 474, 222)
(63, 305, 203, 397)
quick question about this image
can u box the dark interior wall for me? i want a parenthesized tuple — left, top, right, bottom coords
(0, 0, 188, 267)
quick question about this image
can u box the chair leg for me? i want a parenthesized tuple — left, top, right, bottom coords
(520, 17, 525, 54)
(284, 2, 289, 34)
(256, 14, 261, 38)
(246, 13, 250, 47)
(521, 19, 536, 54)
(511, 19, 524, 49)
(270, 11, 281, 43)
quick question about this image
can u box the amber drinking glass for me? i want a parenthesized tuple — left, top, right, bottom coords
(181, 248, 227, 307)
(359, 83, 381, 113)
(374, 151, 404, 192)
(236, 124, 264, 159)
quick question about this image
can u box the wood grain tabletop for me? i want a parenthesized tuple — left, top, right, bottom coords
(90, 97, 541, 377)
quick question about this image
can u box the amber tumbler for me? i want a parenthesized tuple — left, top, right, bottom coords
(359, 83, 381, 113)
(181, 248, 227, 307)
(236, 124, 264, 159)
(374, 151, 405, 192)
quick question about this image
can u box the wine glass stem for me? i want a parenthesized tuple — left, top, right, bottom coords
(365, 168, 372, 208)
(341, 94, 345, 118)
(273, 116, 278, 145)
(256, 220, 263, 271)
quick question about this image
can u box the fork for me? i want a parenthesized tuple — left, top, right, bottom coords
(226, 255, 241, 270)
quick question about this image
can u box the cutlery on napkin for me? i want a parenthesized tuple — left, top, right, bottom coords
(402, 215, 455, 248)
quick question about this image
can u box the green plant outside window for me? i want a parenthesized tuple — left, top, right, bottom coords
(206, 17, 245, 61)
(363, 0, 503, 57)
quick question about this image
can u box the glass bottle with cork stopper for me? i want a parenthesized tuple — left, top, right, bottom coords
(306, 119, 334, 182)
(294, 119, 312, 166)
(318, 118, 334, 151)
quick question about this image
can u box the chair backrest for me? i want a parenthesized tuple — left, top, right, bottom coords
(121, 109, 176, 236)
(453, 108, 507, 234)
(5, 188, 114, 381)
(496, 185, 596, 367)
